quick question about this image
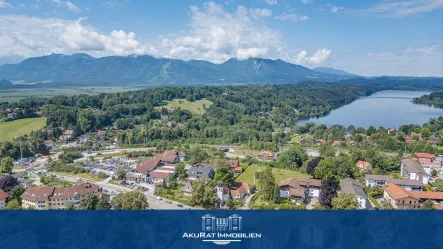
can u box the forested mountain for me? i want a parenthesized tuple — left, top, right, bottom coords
(0, 54, 355, 86)
(313, 67, 359, 76)
(0, 79, 13, 88)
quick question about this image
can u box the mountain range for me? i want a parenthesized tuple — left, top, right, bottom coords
(0, 53, 359, 86)
(313, 67, 359, 77)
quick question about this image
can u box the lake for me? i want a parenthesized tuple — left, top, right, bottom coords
(299, 90, 443, 128)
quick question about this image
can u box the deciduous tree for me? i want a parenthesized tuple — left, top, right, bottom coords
(306, 157, 323, 176)
(331, 193, 359, 210)
(319, 179, 338, 208)
(122, 190, 148, 210)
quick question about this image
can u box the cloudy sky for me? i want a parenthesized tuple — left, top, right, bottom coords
(0, 0, 442, 76)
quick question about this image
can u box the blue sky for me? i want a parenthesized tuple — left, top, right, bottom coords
(0, 0, 442, 76)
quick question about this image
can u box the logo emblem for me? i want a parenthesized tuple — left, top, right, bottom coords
(182, 214, 262, 245)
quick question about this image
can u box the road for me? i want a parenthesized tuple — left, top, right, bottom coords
(51, 173, 192, 210)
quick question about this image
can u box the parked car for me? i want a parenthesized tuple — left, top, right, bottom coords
(177, 204, 183, 207)
(166, 200, 172, 204)
(156, 197, 162, 200)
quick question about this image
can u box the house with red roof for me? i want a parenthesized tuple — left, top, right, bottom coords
(356, 160, 372, 171)
(212, 159, 243, 172)
(0, 189, 8, 210)
(43, 140, 55, 148)
(383, 183, 420, 210)
(230, 182, 252, 199)
(20, 180, 101, 210)
(97, 130, 106, 139)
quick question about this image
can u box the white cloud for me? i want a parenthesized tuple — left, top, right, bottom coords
(295, 49, 331, 65)
(0, 1, 331, 66)
(365, 0, 443, 18)
(249, 8, 272, 18)
(51, 0, 79, 12)
(158, 2, 284, 63)
(0, 0, 11, 8)
(275, 13, 308, 21)
(263, 0, 277, 6)
(331, 6, 345, 13)
(301, 0, 311, 4)
(0, 15, 153, 59)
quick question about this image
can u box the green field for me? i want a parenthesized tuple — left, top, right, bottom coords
(156, 98, 213, 115)
(0, 117, 47, 142)
(236, 164, 310, 184)
(0, 87, 138, 103)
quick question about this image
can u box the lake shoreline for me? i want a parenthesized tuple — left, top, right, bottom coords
(298, 90, 443, 129)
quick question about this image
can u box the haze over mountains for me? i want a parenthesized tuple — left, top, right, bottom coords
(0, 53, 358, 87)
(313, 67, 359, 77)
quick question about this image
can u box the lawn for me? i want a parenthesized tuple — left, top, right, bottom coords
(55, 172, 103, 182)
(0, 117, 46, 142)
(156, 98, 213, 115)
(236, 164, 310, 185)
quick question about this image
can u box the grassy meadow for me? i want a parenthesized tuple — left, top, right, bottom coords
(236, 164, 310, 185)
(156, 98, 213, 115)
(0, 117, 46, 142)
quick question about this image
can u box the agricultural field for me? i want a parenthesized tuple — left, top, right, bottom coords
(236, 164, 310, 185)
(0, 117, 46, 142)
(156, 99, 213, 115)
(0, 87, 138, 103)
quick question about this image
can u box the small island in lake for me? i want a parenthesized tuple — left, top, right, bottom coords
(413, 92, 443, 106)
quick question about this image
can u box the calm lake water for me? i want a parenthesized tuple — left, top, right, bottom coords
(299, 90, 443, 128)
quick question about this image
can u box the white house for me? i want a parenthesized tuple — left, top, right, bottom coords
(340, 178, 372, 210)
(0, 189, 8, 210)
(215, 182, 230, 205)
(401, 159, 429, 185)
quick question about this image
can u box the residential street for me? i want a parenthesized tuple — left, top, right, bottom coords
(50, 173, 192, 210)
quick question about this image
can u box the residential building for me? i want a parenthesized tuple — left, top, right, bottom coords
(187, 165, 215, 181)
(340, 178, 372, 210)
(257, 151, 275, 160)
(401, 159, 429, 184)
(387, 179, 424, 191)
(230, 182, 252, 199)
(97, 130, 106, 139)
(212, 159, 243, 172)
(59, 130, 74, 141)
(20, 180, 101, 210)
(315, 139, 325, 145)
(278, 178, 322, 202)
(333, 140, 343, 146)
(135, 158, 176, 184)
(215, 181, 230, 207)
(356, 160, 372, 171)
(0, 189, 8, 210)
(409, 191, 443, 204)
(43, 140, 55, 148)
(364, 174, 424, 191)
(181, 181, 193, 194)
(154, 150, 179, 164)
(415, 153, 440, 167)
(383, 183, 420, 210)
(178, 152, 187, 161)
(125, 172, 147, 182)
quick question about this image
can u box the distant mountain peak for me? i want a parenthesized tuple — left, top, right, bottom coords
(313, 67, 359, 77)
(0, 54, 353, 86)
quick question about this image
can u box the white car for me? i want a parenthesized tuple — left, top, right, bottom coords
(156, 197, 162, 200)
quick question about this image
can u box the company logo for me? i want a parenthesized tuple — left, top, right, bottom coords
(182, 214, 262, 245)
